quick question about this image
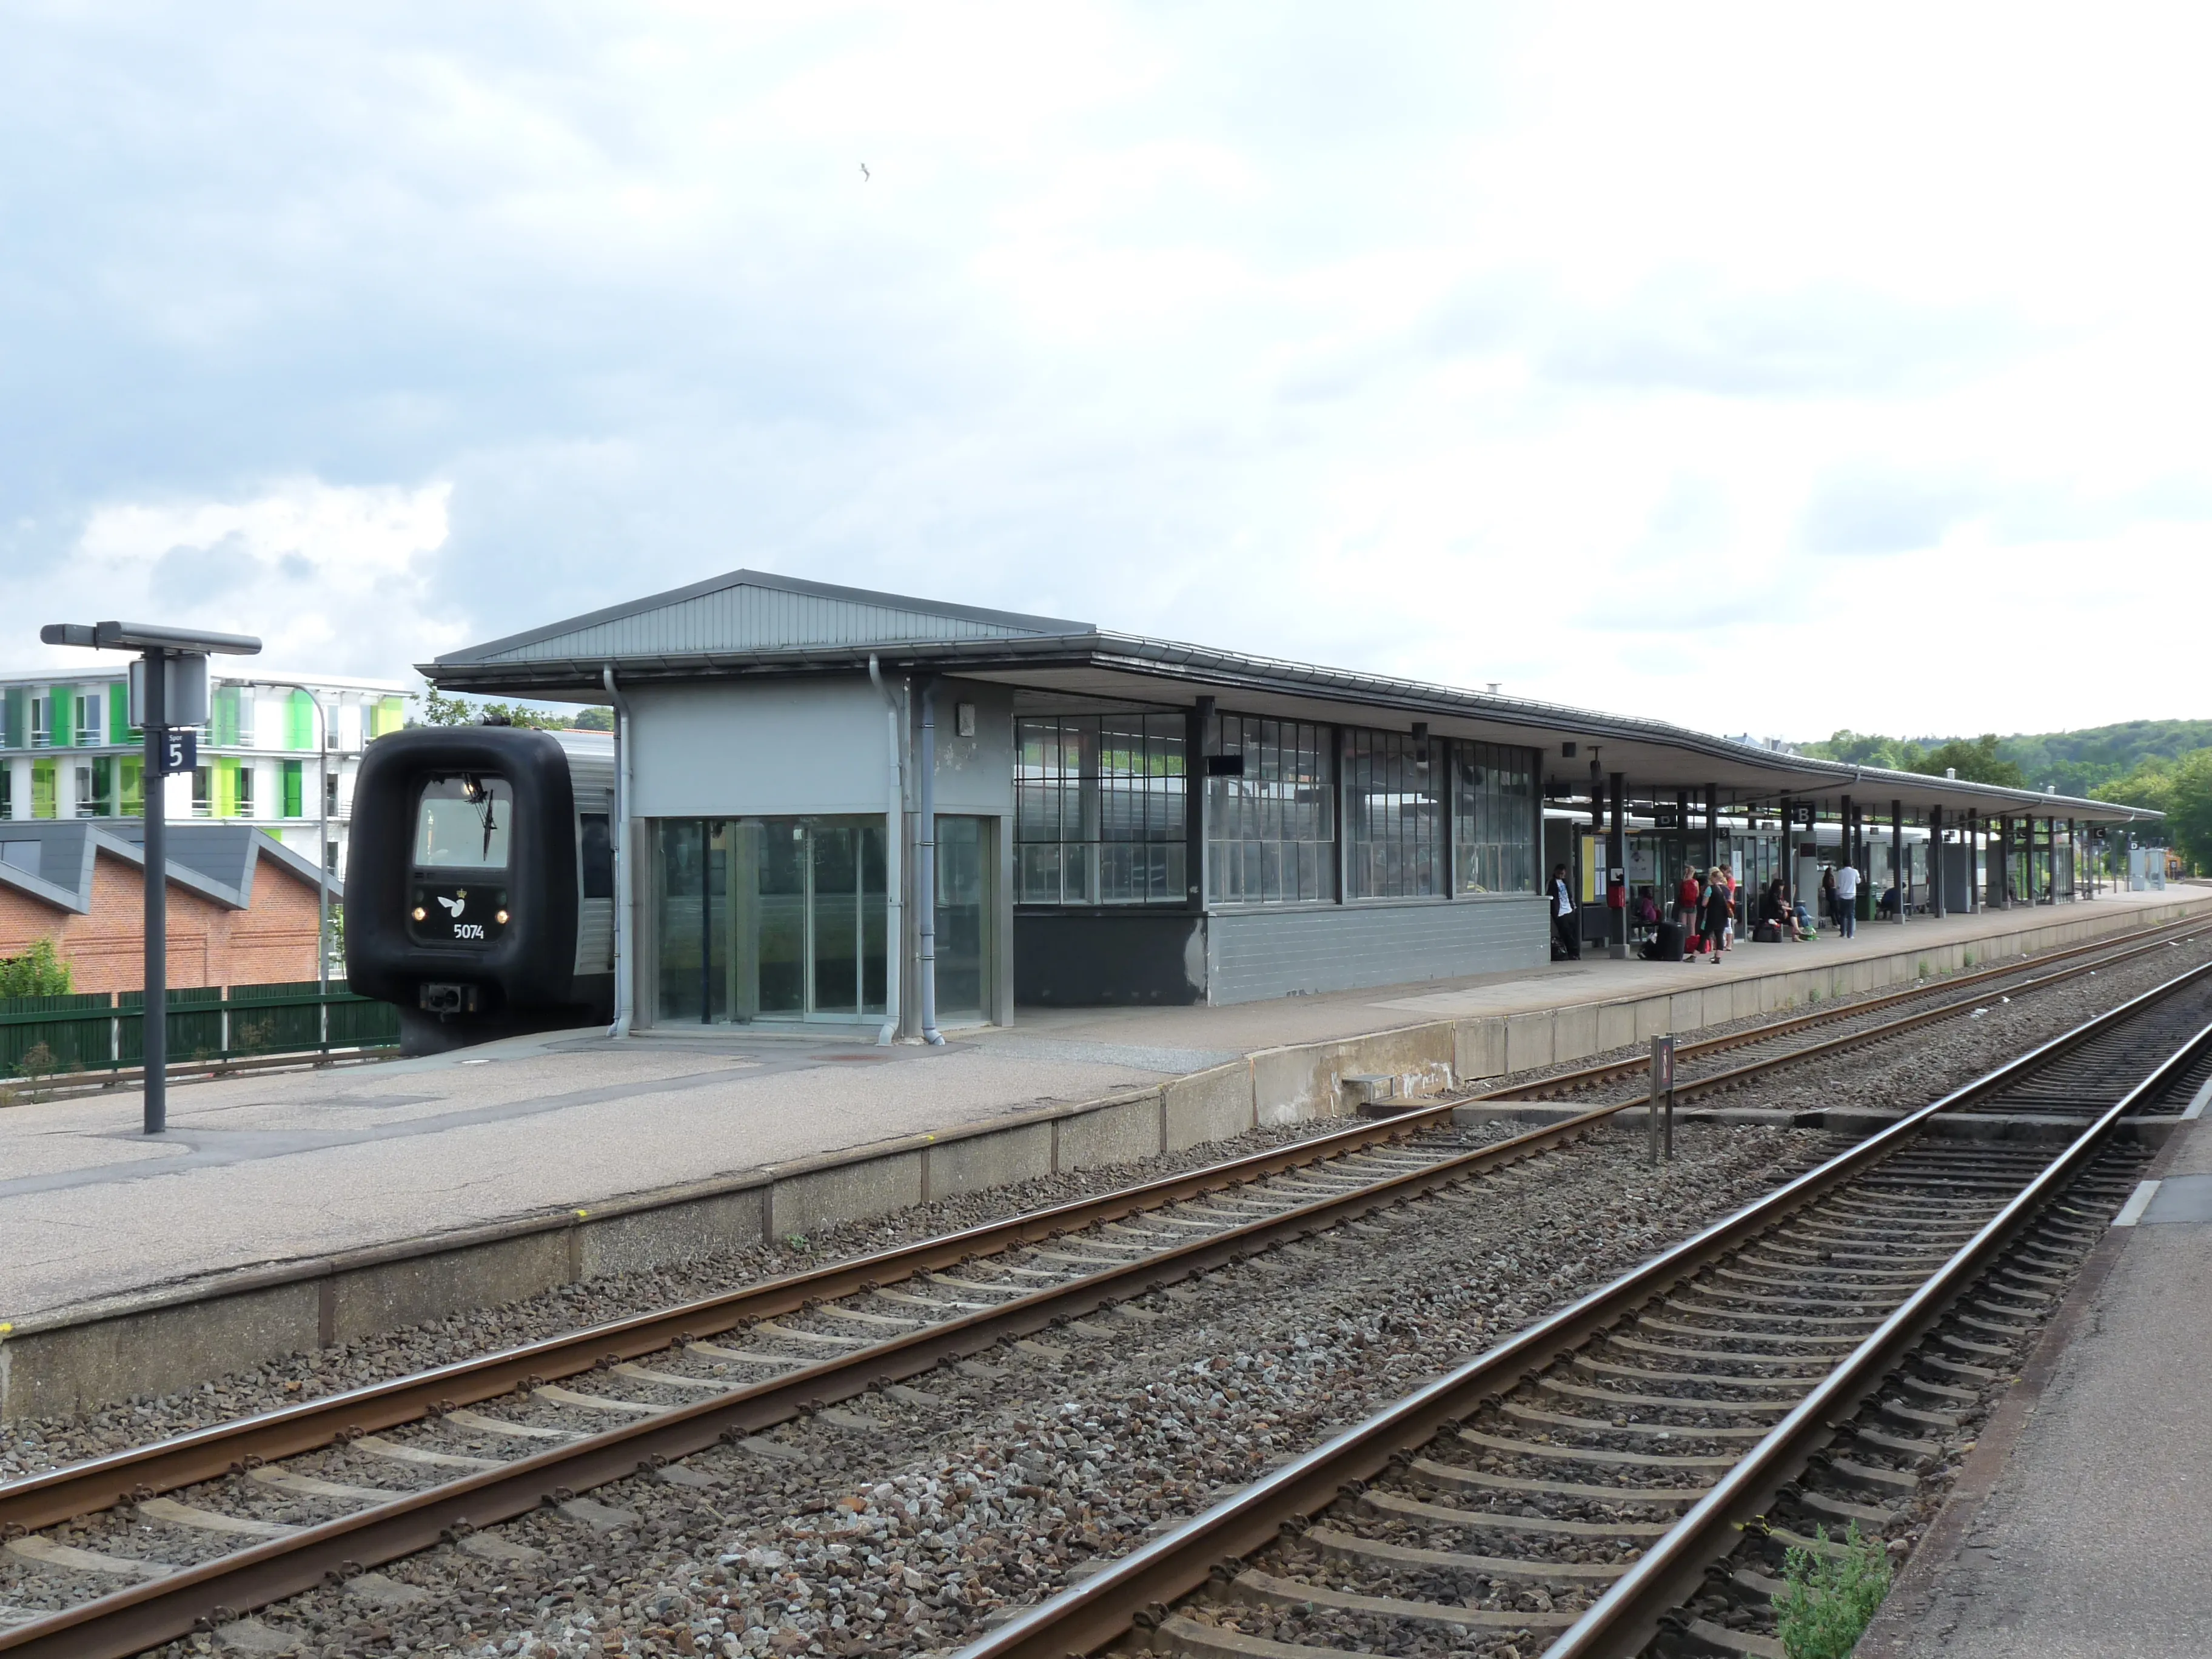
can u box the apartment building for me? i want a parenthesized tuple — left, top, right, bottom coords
(0, 670, 411, 875)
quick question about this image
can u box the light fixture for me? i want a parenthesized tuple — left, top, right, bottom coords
(495, 908, 510, 925)
(412, 906, 427, 921)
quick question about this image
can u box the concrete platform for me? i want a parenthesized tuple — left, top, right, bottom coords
(1859, 1094, 2212, 1659)
(0, 885, 2202, 1419)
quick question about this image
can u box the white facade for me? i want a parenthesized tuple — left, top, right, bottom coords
(0, 668, 411, 876)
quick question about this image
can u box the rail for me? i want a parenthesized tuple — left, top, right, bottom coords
(0, 919, 2204, 1652)
(954, 957, 2212, 1659)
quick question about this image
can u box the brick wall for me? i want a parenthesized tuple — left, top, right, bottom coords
(0, 852, 322, 992)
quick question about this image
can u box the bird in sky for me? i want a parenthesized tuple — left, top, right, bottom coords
(859, 163, 870, 182)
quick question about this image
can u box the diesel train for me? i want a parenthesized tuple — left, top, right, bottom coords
(345, 723, 617, 1053)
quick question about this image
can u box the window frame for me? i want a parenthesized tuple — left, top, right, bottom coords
(1450, 740, 1541, 898)
(1014, 712, 1188, 908)
(1206, 714, 1338, 907)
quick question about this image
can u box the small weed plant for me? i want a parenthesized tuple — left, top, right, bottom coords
(0, 939, 72, 998)
(1773, 1521, 1891, 1659)
(15, 1041, 58, 1102)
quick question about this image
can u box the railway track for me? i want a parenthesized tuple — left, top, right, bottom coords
(1486, 915, 2212, 1111)
(0, 916, 2200, 1656)
(960, 959, 2212, 1659)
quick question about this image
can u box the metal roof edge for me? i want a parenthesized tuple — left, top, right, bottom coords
(433, 568, 1096, 666)
(86, 827, 247, 909)
(419, 633, 2170, 825)
(240, 826, 343, 901)
(0, 856, 90, 915)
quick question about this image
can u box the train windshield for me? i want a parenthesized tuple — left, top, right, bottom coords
(415, 774, 513, 868)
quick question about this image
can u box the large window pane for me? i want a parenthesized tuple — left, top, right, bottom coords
(757, 822, 806, 1014)
(655, 820, 705, 1021)
(811, 825, 859, 1014)
(936, 816, 987, 1016)
(1452, 741, 1539, 896)
(1344, 729, 1441, 899)
(1207, 715, 1335, 904)
(1014, 713, 1187, 905)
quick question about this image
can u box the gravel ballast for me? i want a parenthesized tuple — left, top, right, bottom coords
(157, 1118, 1838, 1658)
(5, 927, 2202, 1657)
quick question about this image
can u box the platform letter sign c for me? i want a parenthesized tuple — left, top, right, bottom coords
(159, 730, 198, 777)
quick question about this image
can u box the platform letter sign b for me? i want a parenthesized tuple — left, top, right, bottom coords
(160, 729, 198, 776)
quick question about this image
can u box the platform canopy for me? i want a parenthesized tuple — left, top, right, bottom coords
(427, 568, 2161, 826)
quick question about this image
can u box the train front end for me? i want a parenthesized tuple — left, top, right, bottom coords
(346, 725, 602, 1053)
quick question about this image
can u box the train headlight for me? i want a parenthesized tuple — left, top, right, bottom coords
(411, 906, 426, 921)
(495, 908, 509, 925)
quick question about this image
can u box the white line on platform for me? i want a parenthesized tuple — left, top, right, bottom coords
(2183, 1078, 2212, 1120)
(2113, 1179, 2162, 1228)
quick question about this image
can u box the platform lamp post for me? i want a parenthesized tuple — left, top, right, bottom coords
(39, 621, 262, 1134)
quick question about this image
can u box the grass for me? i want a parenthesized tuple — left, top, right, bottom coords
(1773, 1522, 1892, 1659)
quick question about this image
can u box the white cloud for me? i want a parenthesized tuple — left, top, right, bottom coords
(5, 4, 2212, 744)
(44, 480, 461, 679)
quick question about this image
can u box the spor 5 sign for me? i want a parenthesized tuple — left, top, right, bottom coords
(408, 884, 510, 947)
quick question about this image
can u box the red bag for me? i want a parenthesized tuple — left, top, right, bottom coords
(1685, 934, 1706, 953)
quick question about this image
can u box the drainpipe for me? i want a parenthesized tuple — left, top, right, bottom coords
(868, 654, 904, 1046)
(916, 679, 944, 1045)
(603, 666, 635, 1039)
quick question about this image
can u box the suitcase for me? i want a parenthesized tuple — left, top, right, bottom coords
(1643, 920, 1685, 962)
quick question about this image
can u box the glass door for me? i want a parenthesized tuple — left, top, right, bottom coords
(934, 816, 991, 1022)
(655, 817, 886, 1024)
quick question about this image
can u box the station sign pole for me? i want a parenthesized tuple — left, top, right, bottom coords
(142, 647, 167, 1134)
(39, 620, 260, 1134)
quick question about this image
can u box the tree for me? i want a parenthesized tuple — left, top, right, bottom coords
(411, 687, 586, 730)
(414, 686, 478, 726)
(2096, 748, 2212, 871)
(571, 706, 614, 731)
(1917, 734, 2027, 789)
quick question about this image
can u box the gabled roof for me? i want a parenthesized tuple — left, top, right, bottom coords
(0, 822, 337, 917)
(433, 568, 1091, 668)
(421, 572, 2164, 826)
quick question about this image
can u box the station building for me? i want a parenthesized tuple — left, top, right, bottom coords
(423, 569, 2165, 1036)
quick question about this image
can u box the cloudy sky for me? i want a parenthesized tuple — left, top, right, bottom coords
(6, 4, 2206, 740)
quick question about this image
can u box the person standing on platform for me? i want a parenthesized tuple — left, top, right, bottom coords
(1832, 857, 1860, 939)
(1820, 864, 1838, 930)
(1675, 864, 1702, 931)
(1701, 866, 1732, 962)
(1550, 862, 1581, 961)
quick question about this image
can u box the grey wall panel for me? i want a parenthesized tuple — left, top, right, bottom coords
(922, 679, 1014, 814)
(630, 680, 887, 819)
(1014, 911, 1205, 1005)
(1206, 897, 1547, 1005)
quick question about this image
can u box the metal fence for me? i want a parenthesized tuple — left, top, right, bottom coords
(0, 980, 400, 1082)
